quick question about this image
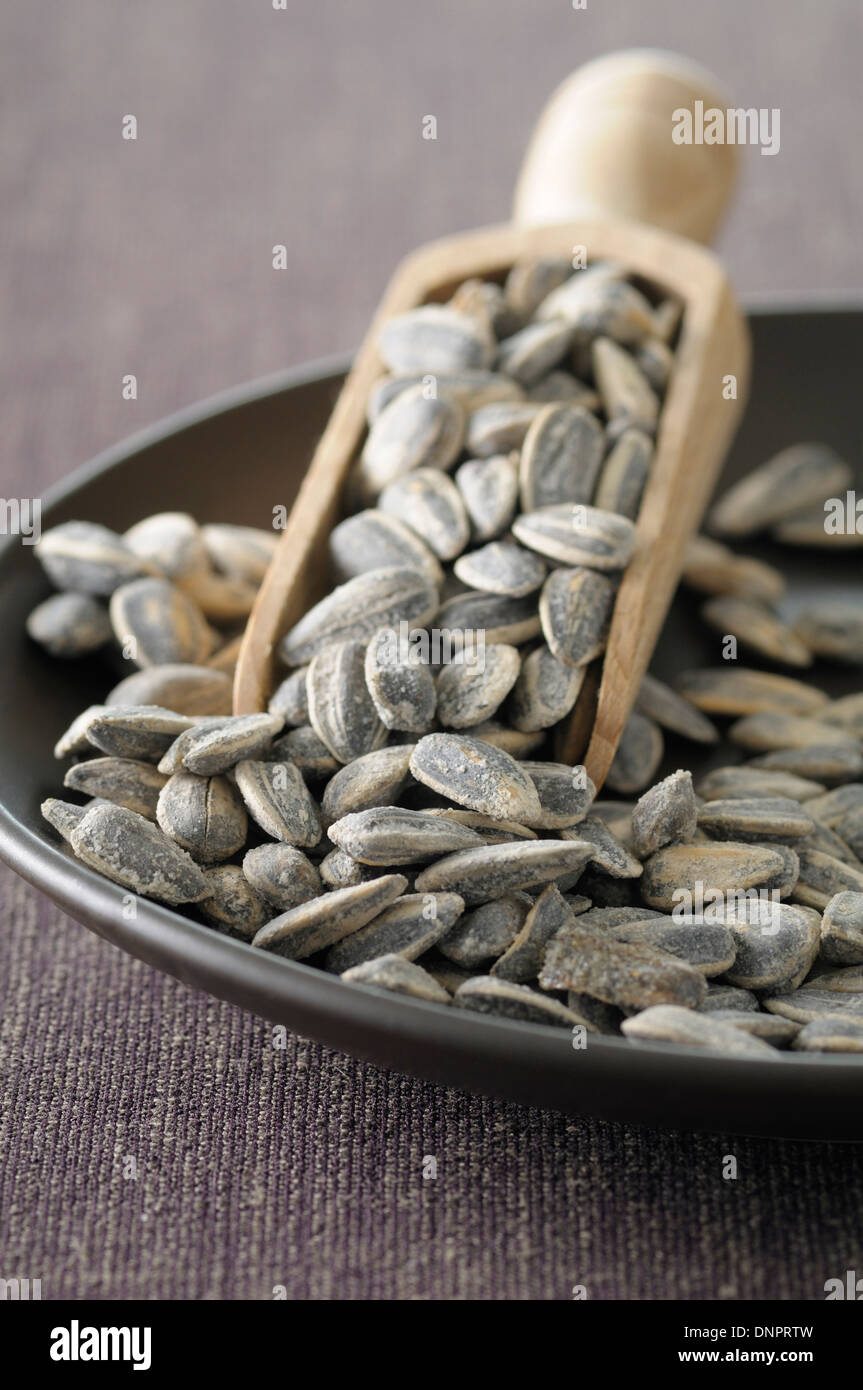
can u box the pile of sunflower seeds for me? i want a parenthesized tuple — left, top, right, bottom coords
(29, 259, 863, 1057)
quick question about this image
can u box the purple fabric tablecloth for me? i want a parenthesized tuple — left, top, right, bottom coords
(2, 0, 862, 1299)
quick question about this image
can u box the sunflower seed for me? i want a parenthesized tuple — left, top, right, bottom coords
(497, 319, 574, 385)
(697, 984, 759, 1013)
(453, 975, 593, 1029)
(675, 667, 827, 717)
(793, 602, 863, 664)
(123, 512, 207, 579)
(696, 796, 814, 845)
(717, 901, 820, 991)
(159, 712, 283, 776)
(539, 567, 616, 667)
(633, 675, 717, 747)
(378, 305, 494, 374)
(681, 535, 786, 603)
(621, 1006, 776, 1056)
(701, 596, 813, 668)
(506, 643, 583, 734)
(448, 278, 508, 339)
(200, 524, 278, 584)
(540, 923, 707, 1011)
(437, 893, 530, 966)
(635, 336, 674, 393)
(629, 771, 697, 858)
(605, 712, 664, 795)
(593, 428, 652, 520)
(453, 540, 547, 597)
(105, 664, 233, 716)
(426, 809, 536, 843)
(455, 453, 519, 539)
(764, 989, 863, 1025)
(504, 257, 573, 319)
(241, 842, 322, 911)
(409, 731, 542, 823)
(268, 667, 310, 726)
(54, 706, 109, 759)
(328, 509, 443, 587)
(367, 371, 523, 422)
(305, 640, 387, 766)
(328, 806, 485, 865)
(109, 578, 213, 668)
(792, 1018, 863, 1052)
(357, 386, 465, 496)
(803, 964, 863, 992)
(822, 693, 863, 735)
(35, 521, 158, 595)
(252, 874, 407, 959)
(235, 759, 321, 847)
(710, 1011, 800, 1045)
(379, 468, 470, 560)
(564, 814, 641, 877)
(640, 840, 793, 912)
(155, 771, 247, 863)
(592, 337, 659, 437)
(84, 706, 198, 761)
(197, 865, 271, 939)
(697, 767, 825, 803)
(318, 849, 389, 890)
(364, 629, 436, 733)
(26, 592, 113, 658)
(269, 725, 339, 779)
(70, 802, 206, 903)
(729, 713, 860, 753)
(611, 918, 736, 975)
(41, 797, 91, 843)
(490, 884, 573, 982)
(805, 820, 861, 865)
(466, 402, 543, 457)
(436, 644, 520, 729)
(280, 567, 438, 666)
(342, 954, 452, 1003)
(749, 744, 863, 785)
(514, 503, 635, 570)
(709, 443, 852, 538)
(819, 891, 863, 965)
(537, 272, 653, 345)
(436, 591, 541, 647)
(325, 892, 464, 972)
(792, 848, 863, 910)
(172, 570, 256, 623)
(64, 757, 167, 820)
(415, 838, 592, 905)
(319, 745, 413, 825)
(519, 760, 595, 829)
(527, 372, 600, 409)
(518, 404, 606, 511)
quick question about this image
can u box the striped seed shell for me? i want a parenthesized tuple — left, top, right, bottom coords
(765, 989, 863, 1025)
(364, 629, 436, 733)
(793, 602, 863, 664)
(539, 567, 616, 667)
(728, 712, 861, 753)
(437, 893, 530, 966)
(792, 1019, 863, 1052)
(201, 524, 278, 584)
(124, 512, 208, 579)
(41, 797, 91, 843)
(792, 848, 863, 910)
(773, 503, 863, 548)
(234, 759, 322, 847)
(241, 843, 323, 911)
(521, 760, 595, 829)
(379, 468, 470, 561)
(306, 640, 387, 765)
(328, 509, 442, 586)
(630, 770, 698, 858)
(605, 713, 664, 795)
(435, 590, 542, 646)
(109, 578, 213, 667)
(536, 270, 653, 344)
(159, 712, 283, 775)
(519, 404, 605, 511)
(105, 664, 233, 716)
(54, 705, 109, 759)
(325, 892, 465, 973)
(453, 540, 547, 597)
(490, 883, 574, 982)
(84, 706, 198, 761)
(721, 901, 821, 992)
(197, 865, 271, 939)
(328, 806, 485, 865)
(268, 667, 310, 726)
(701, 596, 813, 668)
(504, 256, 573, 319)
(697, 766, 826, 803)
(35, 521, 158, 596)
(465, 721, 545, 758)
(156, 770, 247, 863)
(820, 892, 863, 965)
(621, 1006, 776, 1056)
(749, 744, 863, 785)
(378, 305, 495, 374)
(279, 567, 438, 666)
(507, 643, 584, 732)
(452, 976, 593, 1029)
(674, 666, 827, 717)
(436, 644, 521, 729)
(342, 954, 451, 1003)
(367, 371, 523, 423)
(496, 318, 573, 386)
(455, 453, 519, 539)
(358, 385, 465, 496)
(69, 802, 206, 904)
(176, 570, 259, 623)
(318, 849, 388, 890)
(64, 757, 167, 820)
(640, 840, 795, 912)
(635, 336, 674, 393)
(635, 673, 719, 744)
(564, 814, 642, 877)
(425, 809, 537, 843)
(514, 504, 635, 570)
(321, 744, 414, 824)
(409, 731, 542, 822)
(414, 839, 593, 906)
(465, 402, 543, 457)
(591, 337, 659, 436)
(526, 371, 600, 409)
(269, 726, 339, 779)
(822, 693, 863, 734)
(251, 874, 408, 959)
(26, 592, 112, 658)
(609, 917, 736, 976)
(709, 443, 852, 538)
(593, 428, 653, 520)
(696, 796, 815, 844)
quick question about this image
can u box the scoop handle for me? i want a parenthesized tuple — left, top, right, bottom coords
(514, 49, 739, 245)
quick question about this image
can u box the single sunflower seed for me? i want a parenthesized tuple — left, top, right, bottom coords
(708, 443, 852, 538)
(409, 731, 542, 822)
(793, 601, 863, 665)
(328, 509, 443, 587)
(234, 759, 321, 847)
(621, 1006, 776, 1056)
(605, 712, 664, 795)
(242, 843, 323, 911)
(455, 453, 519, 539)
(251, 874, 408, 959)
(452, 975, 594, 1029)
(436, 644, 521, 729)
(539, 567, 616, 667)
(540, 924, 706, 1011)
(328, 806, 485, 865)
(519, 404, 606, 511)
(325, 892, 465, 972)
(35, 521, 158, 596)
(592, 336, 659, 436)
(453, 540, 547, 597)
(414, 839, 593, 905)
(159, 712, 283, 776)
(593, 428, 653, 520)
(197, 865, 271, 939)
(513, 503, 636, 570)
(342, 954, 452, 1003)
(465, 402, 543, 457)
(379, 467, 470, 561)
(696, 796, 815, 844)
(681, 535, 786, 603)
(490, 883, 574, 982)
(109, 578, 213, 668)
(69, 802, 206, 904)
(364, 629, 436, 733)
(701, 596, 813, 668)
(64, 757, 167, 820)
(497, 318, 574, 386)
(437, 893, 530, 966)
(307, 640, 387, 765)
(630, 770, 698, 858)
(105, 664, 233, 716)
(378, 305, 495, 374)
(84, 706, 198, 762)
(279, 567, 438, 666)
(640, 840, 794, 912)
(26, 592, 112, 658)
(435, 591, 542, 646)
(635, 674, 719, 745)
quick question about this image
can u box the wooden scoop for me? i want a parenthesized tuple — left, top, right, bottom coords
(235, 49, 750, 789)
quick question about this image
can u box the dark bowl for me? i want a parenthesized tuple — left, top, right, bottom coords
(2, 307, 863, 1139)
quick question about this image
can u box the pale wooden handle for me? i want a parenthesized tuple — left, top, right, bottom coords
(514, 49, 739, 245)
